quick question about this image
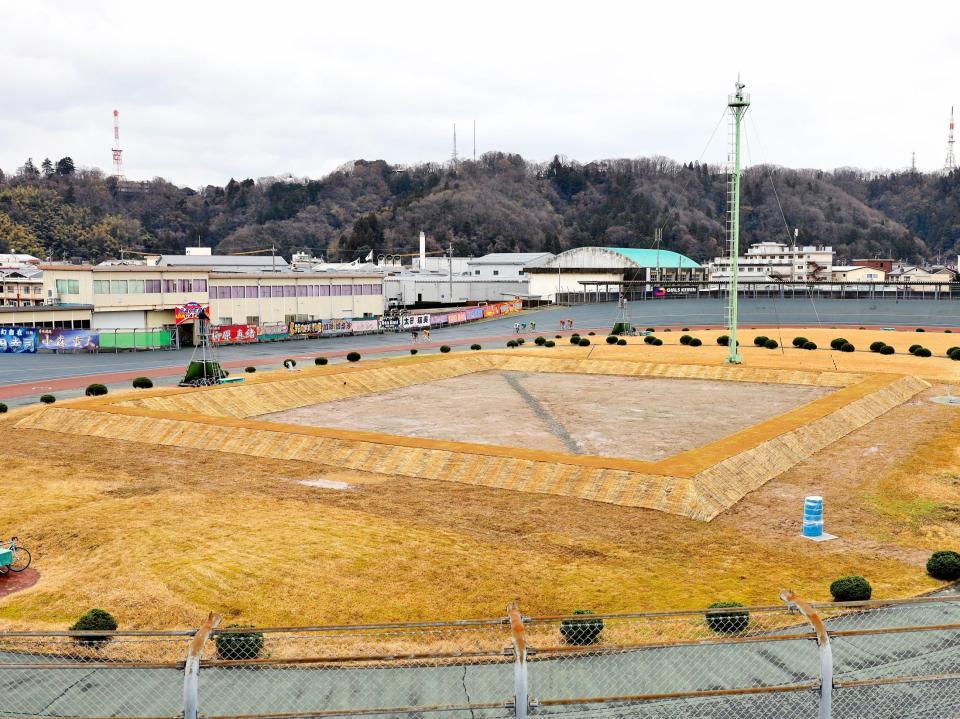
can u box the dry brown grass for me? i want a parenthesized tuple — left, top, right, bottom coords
(2, 329, 958, 630)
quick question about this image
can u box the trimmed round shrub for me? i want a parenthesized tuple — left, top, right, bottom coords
(245, 366, 256, 373)
(949, 348, 960, 361)
(830, 338, 848, 350)
(282, 358, 297, 369)
(578, 337, 590, 347)
(869, 341, 886, 352)
(314, 357, 328, 365)
(679, 334, 692, 345)
(544, 340, 556, 347)
(536, 336, 547, 345)
(681, 327, 690, 331)
(617, 339, 627, 346)
(792, 336, 808, 347)
(645, 327, 656, 332)
(706, 602, 749, 634)
(70, 608, 118, 644)
(717, 335, 729, 346)
(908, 344, 921, 354)
(506, 340, 518, 348)
(555, 335, 562, 339)
(927, 550, 960, 581)
(689, 338, 703, 347)
(653, 338, 664, 346)
(0, 403, 6, 414)
(517, 337, 525, 344)
(830, 575, 872, 602)
(644, 335, 656, 345)
(947, 346, 959, 356)
(764, 339, 778, 349)
(132, 377, 153, 389)
(215, 625, 264, 660)
(916, 347, 932, 357)
(410, 348, 418, 355)
(85, 383, 108, 397)
(753, 335, 768, 346)
(916, 327, 926, 332)
(803, 341, 817, 350)
(40, 394, 56, 404)
(470, 344, 481, 350)
(588, 331, 596, 336)
(880, 345, 895, 355)
(439, 345, 451, 353)
(559, 610, 604, 645)
(346, 352, 361, 362)
(927, 551, 960, 580)
(947, 329, 953, 333)
(606, 335, 619, 344)
(840, 342, 855, 353)
(569, 335, 581, 345)
(663, 328, 672, 332)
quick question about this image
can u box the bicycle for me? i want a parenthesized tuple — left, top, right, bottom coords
(0, 536, 31, 574)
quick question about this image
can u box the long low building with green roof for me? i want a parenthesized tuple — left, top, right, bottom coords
(526, 246, 706, 303)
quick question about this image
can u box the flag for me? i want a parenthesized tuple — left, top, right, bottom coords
(365, 250, 374, 261)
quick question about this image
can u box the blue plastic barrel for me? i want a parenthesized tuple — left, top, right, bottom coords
(803, 495, 823, 537)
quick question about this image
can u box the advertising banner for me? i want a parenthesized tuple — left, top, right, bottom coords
(289, 319, 353, 336)
(0, 326, 39, 353)
(482, 304, 499, 318)
(429, 313, 448, 326)
(653, 286, 666, 298)
(351, 319, 379, 333)
(465, 307, 484, 320)
(400, 314, 430, 329)
(498, 302, 510, 315)
(509, 299, 523, 312)
(447, 311, 467, 324)
(211, 324, 260, 345)
(174, 302, 209, 324)
(379, 316, 400, 331)
(39, 328, 99, 351)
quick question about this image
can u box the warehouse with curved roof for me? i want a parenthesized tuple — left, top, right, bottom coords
(526, 246, 705, 302)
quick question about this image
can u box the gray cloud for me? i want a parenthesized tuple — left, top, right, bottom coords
(1, 0, 958, 186)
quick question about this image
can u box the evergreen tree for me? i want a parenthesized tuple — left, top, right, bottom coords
(56, 157, 75, 176)
(41, 158, 54, 178)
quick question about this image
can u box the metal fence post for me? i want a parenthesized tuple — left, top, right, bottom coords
(183, 612, 220, 719)
(781, 590, 832, 719)
(507, 601, 528, 719)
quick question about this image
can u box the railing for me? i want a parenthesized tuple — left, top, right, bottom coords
(2, 596, 959, 718)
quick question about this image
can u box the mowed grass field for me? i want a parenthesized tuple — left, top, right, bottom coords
(2, 327, 960, 630)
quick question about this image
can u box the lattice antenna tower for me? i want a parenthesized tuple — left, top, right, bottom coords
(725, 78, 750, 364)
(945, 106, 956, 175)
(452, 123, 458, 166)
(111, 109, 125, 180)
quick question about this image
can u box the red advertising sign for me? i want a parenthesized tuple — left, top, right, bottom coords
(211, 324, 260, 345)
(482, 304, 500, 318)
(174, 302, 209, 325)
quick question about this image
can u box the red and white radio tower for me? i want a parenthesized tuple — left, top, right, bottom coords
(945, 106, 956, 175)
(111, 109, 125, 180)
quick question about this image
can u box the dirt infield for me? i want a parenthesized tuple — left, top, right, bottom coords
(260, 371, 834, 461)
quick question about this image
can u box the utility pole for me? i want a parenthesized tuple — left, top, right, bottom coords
(473, 120, 476, 161)
(448, 242, 454, 305)
(945, 106, 956, 175)
(791, 228, 798, 283)
(726, 79, 750, 365)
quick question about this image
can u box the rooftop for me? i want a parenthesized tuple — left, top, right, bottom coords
(467, 252, 554, 265)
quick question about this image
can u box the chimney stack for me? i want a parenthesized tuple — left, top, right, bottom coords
(419, 231, 426, 269)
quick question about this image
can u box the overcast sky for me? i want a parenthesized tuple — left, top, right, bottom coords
(2, 1, 958, 187)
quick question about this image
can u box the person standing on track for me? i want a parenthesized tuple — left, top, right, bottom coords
(411, 329, 418, 343)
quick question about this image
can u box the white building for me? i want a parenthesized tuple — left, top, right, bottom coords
(465, 252, 554, 279)
(144, 247, 291, 273)
(709, 241, 833, 282)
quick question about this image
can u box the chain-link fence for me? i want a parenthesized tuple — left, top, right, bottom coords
(2, 596, 960, 719)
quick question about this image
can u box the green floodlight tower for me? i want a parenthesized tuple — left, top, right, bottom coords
(725, 79, 750, 364)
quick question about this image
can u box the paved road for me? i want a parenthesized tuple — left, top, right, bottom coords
(3, 600, 960, 718)
(3, 298, 960, 406)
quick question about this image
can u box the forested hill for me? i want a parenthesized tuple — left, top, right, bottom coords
(1, 153, 958, 265)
